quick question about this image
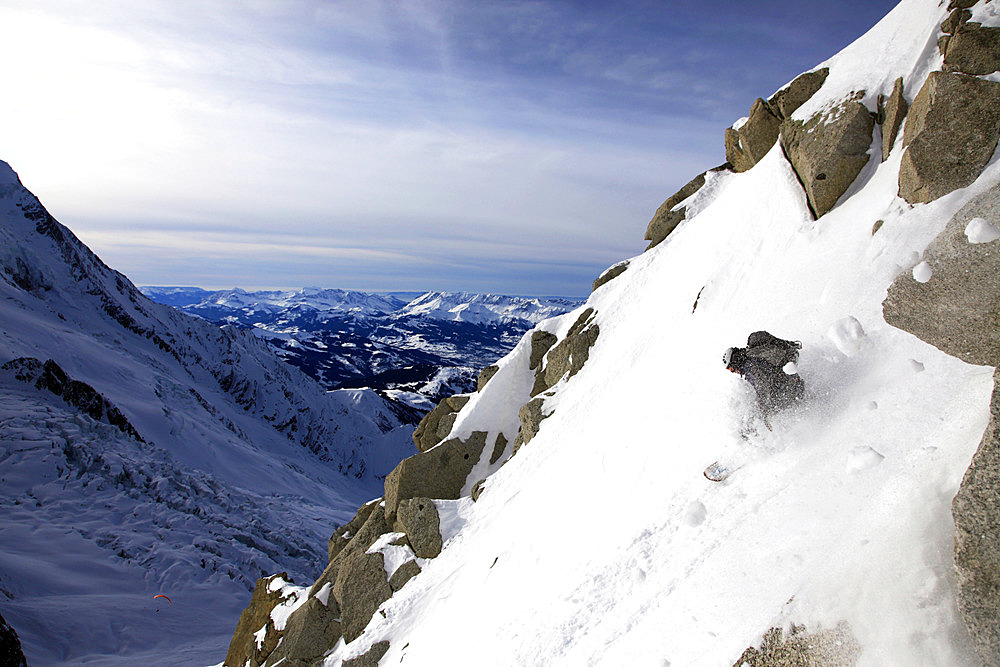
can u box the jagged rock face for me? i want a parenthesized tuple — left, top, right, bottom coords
(343, 641, 391, 667)
(489, 431, 508, 464)
(394, 497, 443, 558)
(898, 72, 1000, 204)
(943, 20, 1000, 76)
(334, 550, 393, 643)
(732, 623, 860, 666)
(384, 431, 488, 523)
(311, 505, 390, 600)
(883, 182, 1000, 366)
(592, 260, 630, 291)
(0, 613, 26, 667)
(224, 573, 293, 667)
(953, 368, 1000, 667)
(780, 95, 875, 219)
(263, 597, 341, 667)
(880, 77, 908, 162)
(411, 394, 470, 452)
(541, 308, 600, 391)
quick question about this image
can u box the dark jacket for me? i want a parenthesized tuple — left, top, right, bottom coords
(727, 331, 804, 416)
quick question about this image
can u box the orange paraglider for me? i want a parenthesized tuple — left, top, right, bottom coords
(153, 594, 172, 604)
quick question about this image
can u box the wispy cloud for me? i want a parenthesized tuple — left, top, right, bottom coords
(0, 0, 900, 295)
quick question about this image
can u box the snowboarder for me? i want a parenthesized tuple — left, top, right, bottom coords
(723, 331, 804, 424)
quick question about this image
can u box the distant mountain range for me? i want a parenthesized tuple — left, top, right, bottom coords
(141, 286, 582, 412)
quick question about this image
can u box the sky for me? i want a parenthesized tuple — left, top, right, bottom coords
(0, 0, 901, 297)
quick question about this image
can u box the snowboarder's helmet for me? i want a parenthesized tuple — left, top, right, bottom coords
(723, 347, 735, 367)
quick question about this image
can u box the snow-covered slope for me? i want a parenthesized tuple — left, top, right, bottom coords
(0, 163, 417, 665)
(234, 1, 1000, 665)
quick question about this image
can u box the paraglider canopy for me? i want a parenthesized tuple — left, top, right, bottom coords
(153, 594, 172, 604)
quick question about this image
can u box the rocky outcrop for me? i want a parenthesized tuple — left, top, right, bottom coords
(2, 357, 144, 442)
(512, 397, 548, 453)
(311, 505, 390, 601)
(780, 94, 875, 219)
(384, 431, 488, 523)
(593, 260, 630, 291)
(412, 394, 471, 452)
(732, 623, 860, 666)
(329, 499, 381, 562)
(393, 497, 442, 558)
(726, 99, 783, 173)
(263, 596, 341, 667)
(898, 72, 1000, 204)
(538, 308, 600, 393)
(343, 641, 391, 667)
(0, 613, 26, 667)
(477, 364, 499, 391)
(878, 77, 908, 162)
(334, 550, 393, 643)
(389, 559, 421, 591)
(883, 182, 1000, 365)
(942, 13, 1000, 76)
(224, 573, 295, 667)
(953, 368, 1000, 666)
(881, 183, 1000, 663)
(644, 167, 726, 249)
(724, 68, 830, 175)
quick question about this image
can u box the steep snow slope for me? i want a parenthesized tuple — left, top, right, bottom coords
(303, 1, 998, 665)
(0, 162, 416, 665)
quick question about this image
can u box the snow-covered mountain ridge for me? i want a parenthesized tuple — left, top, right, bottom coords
(0, 162, 419, 665)
(220, 1, 1000, 665)
(140, 286, 583, 411)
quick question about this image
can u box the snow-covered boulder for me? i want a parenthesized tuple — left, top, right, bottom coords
(263, 596, 342, 667)
(334, 550, 393, 643)
(412, 394, 471, 452)
(592, 260, 630, 292)
(883, 183, 1000, 366)
(643, 165, 729, 249)
(223, 573, 295, 667)
(780, 94, 876, 219)
(943, 16, 1000, 75)
(898, 72, 1000, 204)
(393, 497, 443, 558)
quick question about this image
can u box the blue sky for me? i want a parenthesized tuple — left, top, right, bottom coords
(0, 0, 900, 297)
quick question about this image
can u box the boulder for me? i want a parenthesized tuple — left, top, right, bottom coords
(489, 432, 509, 464)
(732, 623, 860, 667)
(645, 171, 708, 248)
(529, 331, 558, 370)
(471, 478, 487, 501)
(477, 365, 499, 391)
(388, 560, 421, 591)
(949, 0, 979, 9)
(311, 505, 390, 600)
(880, 77, 908, 162)
(383, 431, 488, 523)
(592, 260, 630, 291)
(333, 550, 393, 643)
(768, 68, 830, 120)
(394, 497, 443, 558)
(343, 641, 391, 667)
(512, 397, 548, 454)
(726, 98, 783, 172)
(883, 182, 1000, 365)
(412, 395, 470, 452)
(262, 597, 341, 667)
(953, 368, 1000, 666)
(944, 21, 1000, 76)
(942, 8, 972, 36)
(542, 309, 600, 390)
(329, 499, 380, 562)
(898, 72, 1000, 204)
(224, 573, 293, 667)
(0, 612, 26, 667)
(780, 94, 875, 218)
